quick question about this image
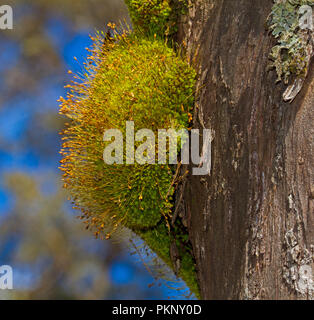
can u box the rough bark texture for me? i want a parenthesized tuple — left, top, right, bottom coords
(177, 0, 313, 300)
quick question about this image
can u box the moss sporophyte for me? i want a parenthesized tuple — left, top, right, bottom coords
(59, 24, 200, 296)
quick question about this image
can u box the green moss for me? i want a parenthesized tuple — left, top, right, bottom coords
(267, 0, 313, 84)
(59, 30, 198, 296)
(60, 0, 199, 297)
(139, 222, 199, 298)
(124, 0, 188, 37)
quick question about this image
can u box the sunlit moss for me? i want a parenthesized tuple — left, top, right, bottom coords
(59, 28, 198, 296)
(124, 0, 188, 37)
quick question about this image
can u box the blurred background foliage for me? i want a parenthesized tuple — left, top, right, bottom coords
(0, 0, 190, 299)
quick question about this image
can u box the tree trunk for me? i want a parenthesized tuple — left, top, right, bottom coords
(177, 0, 313, 300)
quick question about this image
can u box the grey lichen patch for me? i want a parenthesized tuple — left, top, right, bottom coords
(267, 0, 313, 102)
(283, 229, 314, 298)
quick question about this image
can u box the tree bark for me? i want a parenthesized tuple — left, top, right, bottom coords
(177, 0, 313, 300)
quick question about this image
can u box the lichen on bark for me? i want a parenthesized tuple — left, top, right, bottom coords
(267, 0, 313, 101)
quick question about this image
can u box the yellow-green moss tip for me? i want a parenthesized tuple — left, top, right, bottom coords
(124, 0, 188, 37)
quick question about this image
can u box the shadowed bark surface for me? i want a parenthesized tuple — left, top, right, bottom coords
(176, 0, 313, 300)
